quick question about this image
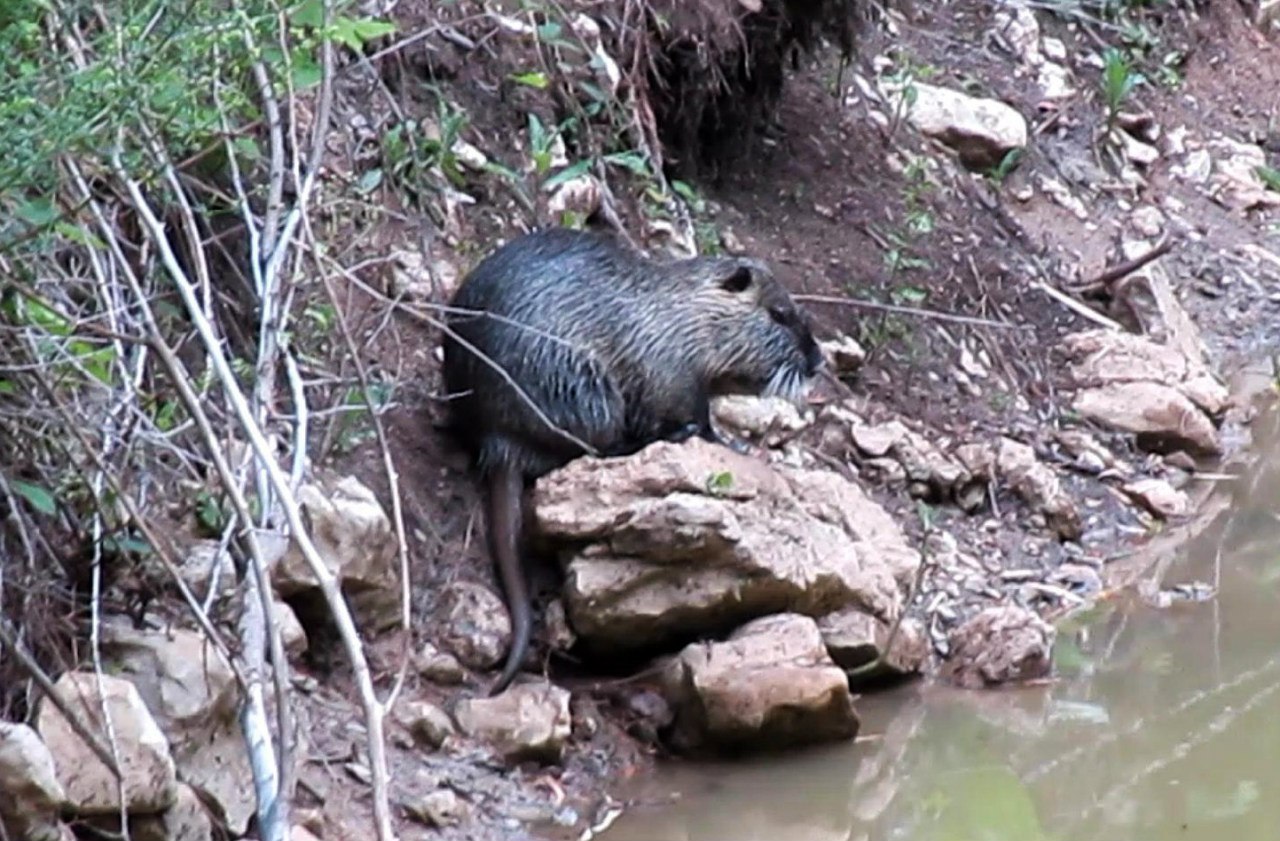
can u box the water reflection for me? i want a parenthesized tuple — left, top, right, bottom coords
(599, 403, 1280, 841)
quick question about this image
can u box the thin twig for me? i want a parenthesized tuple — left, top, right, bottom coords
(1074, 235, 1176, 294)
(1033, 280, 1126, 330)
(795, 293, 1032, 331)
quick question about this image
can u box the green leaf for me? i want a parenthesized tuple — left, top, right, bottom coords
(291, 56, 324, 89)
(542, 158, 592, 191)
(511, 71, 549, 89)
(537, 22, 563, 40)
(484, 161, 522, 182)
(230, 137, 262, 164)
(1256, 165, 1280, 192)
(671, 180, 699, 205)
(19, 296, 72, 336)
(103, 535, 153, 556)
(291, 0, 325, 28)
(16, 197, 57, 227)
(11, 479, 57, 515)
(705, 471, 734, 495)
(356, 168, 384, 194)
(353, 19, 397, 41)
(153, 400, 180, 432)
(603, 151, 649, 175)
(54, 221, 106, 249)
(893, 286, 928, 304)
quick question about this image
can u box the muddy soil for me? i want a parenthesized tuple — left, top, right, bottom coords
(282, 2, 1280, 839)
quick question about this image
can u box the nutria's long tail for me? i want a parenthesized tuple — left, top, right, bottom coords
(486, 464, 531, 697)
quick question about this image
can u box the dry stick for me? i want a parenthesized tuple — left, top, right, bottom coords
(794, 293, 1032, 331)
(209, 94, 296, 841)
(59, 162, 249, 695)
(0, 471, 37, 568)
(68, 145, 288, 840)
(113, 163, 398, 841)
(309, 242, 413, 712)
(1033, 280, 1126, 331)
(139, 130, 294, 841)
(1074, 235, 1176, 293)
(0, 618, 122, 777)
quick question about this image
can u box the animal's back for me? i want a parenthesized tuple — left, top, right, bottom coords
(442, 228, 664, 478)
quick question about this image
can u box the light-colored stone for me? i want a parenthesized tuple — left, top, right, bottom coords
(1206, 136, 1280, 212)
(1115, 128, 1159, 167)
(273, 474, 400, 634)
(992, 2, 1040, 65)
(1072, 382, 1221, 455)
(453, 681, 572, 763)
(388, 249, 460, 301)
(98, 625, 255, 834)
(546, 174, 602, 221)
(0, 722, 68, 841)
(96, 782, 213, 841)
(1259, 0, 1280, 27)
(434, 581, 512, 671)
(160, 783, 214, 841)
(1130, 206, 1165, 238)
(415, 642, 466, 685)
(275, 599, 309, 656)
(817, 608, 928, 681)
(944, 606, 1055, 689)
(1123, 478, 1190, 519)
(178, 540, 237, 598)
(821, 334, 868, 376)
(711, 395, 808, 446)
(408, 788, 470, 828)
(886, 81, 1028, 169)
(1062, 330, 1226, 455)
(984, 438, 1082, 540)
(535, 438, 917, 652)
(36, 671, 178, 815)
(399, 700, 457, 750)
(662, 613, 859, 752)
(845, 418, 975, 503)
(1037, 61, 1075, 99)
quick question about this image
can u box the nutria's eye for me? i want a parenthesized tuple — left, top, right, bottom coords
(719, 266, 753, 294)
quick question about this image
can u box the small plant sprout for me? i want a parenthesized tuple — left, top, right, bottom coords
(1101, 47, 1144, 132)
(986, 148, 1023, 185)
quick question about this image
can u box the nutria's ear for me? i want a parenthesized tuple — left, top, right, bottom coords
(718, 265, 754, 294)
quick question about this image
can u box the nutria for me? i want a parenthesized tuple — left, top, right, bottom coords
(440, 227, 824, 695)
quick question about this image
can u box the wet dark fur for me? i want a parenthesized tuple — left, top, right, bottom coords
(441, 227, 823, 695)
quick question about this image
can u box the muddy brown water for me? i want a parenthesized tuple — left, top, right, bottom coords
(594, 403, 1280, 841)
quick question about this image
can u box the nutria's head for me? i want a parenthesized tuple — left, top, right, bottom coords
(683, 256, 824, 403)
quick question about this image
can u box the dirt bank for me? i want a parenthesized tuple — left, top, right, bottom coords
(310, 1, 1280, 838)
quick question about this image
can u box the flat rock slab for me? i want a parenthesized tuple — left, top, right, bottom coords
(36, 672, 177, 816)
(1062, 329, 1228, 456)
(99, 624, 256, 835)
(943, 605, 1056, 689)
(661, 613, 860, 753)
(534, 438, 918, 653)
(453, 682, 571, 764)
(0, 722, 68, 841)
